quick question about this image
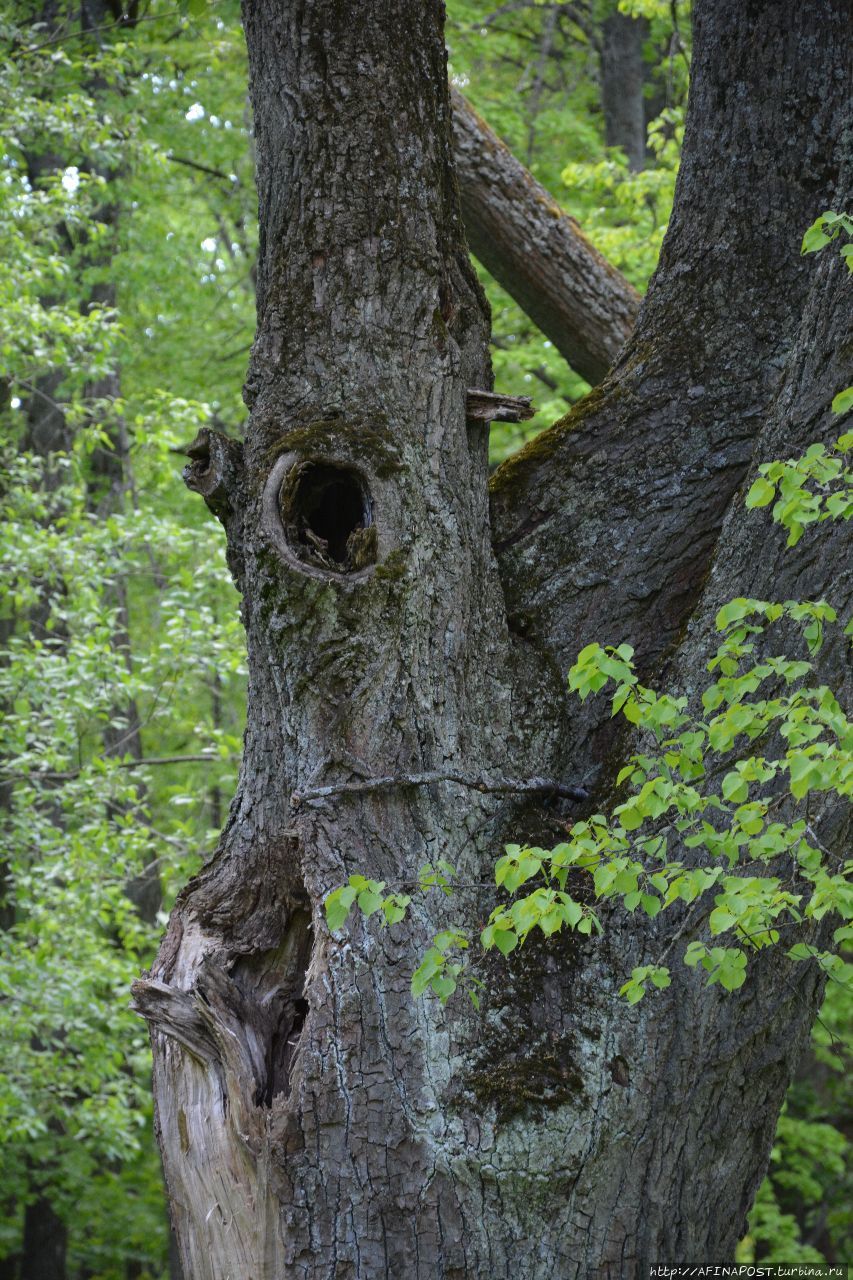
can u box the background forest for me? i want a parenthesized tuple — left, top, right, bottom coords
(0, 0, 848, 1275)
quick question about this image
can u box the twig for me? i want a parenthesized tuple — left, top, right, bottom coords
(734, 924, 850, 1055)
(167, 154, 238, 184)
(292, 772, 588, 807)
(658, 899, 711, 967)
(13, 377, 66, 416)
(13, 7, 185, 56)
(4, 753, 233, 783)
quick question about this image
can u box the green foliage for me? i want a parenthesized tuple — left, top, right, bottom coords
(801, 210, 853, 266)
(325, 869, 478, 1005)
(0, 434, 245, 1275)
(0, 1, 248, 1271)
(560, 107, 683, 289)
(553, 599, 851, 990)
(738, 1097, 851, 1266)
(745, 432, 852, 546)
(330, 585, 851, 1001)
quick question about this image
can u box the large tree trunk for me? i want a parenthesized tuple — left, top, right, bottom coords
(134, 1, 851, 1276)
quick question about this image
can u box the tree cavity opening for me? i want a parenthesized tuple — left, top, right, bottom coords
(280, 460, 376, 572)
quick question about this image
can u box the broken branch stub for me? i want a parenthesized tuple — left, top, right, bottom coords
(466, 388, 535, 423)
(181, 426, 244, 524)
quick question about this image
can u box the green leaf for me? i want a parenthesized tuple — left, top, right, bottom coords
(493, 927, 518, 956)
(325, 884, 357, 933)
(411, 948, 444, 996)
(616, 803, 643, 832)
(722, 771, 748, 803)
(745, 477, 776, 508)
(561, 896, 583, 927)
(801, 216, 832, 254)
(381, 894, 410, 926)
(709, 907, 736, 935)
(357, 889, 383, 918)
(787, 752, 821, 800)
(718, 951, 748, 991)
(831, 386, 853, 416)
(430, 974, 457, 1002)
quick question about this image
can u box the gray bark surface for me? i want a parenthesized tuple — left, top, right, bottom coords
(135, 1, 852, 1277)
(452, 88, 640, 385)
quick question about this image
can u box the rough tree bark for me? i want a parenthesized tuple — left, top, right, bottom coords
(134, 1, 851, 1276)
(451, 88, 640, 384)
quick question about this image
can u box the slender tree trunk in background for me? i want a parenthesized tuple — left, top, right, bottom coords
(452, 88, 640, 383)
(20, 1197, 66, 1280)
(85, 346, 163, 925)
(600, 4, 648, 171)
(0, 375, 69, 1280)
(135, 1, 851, 1275)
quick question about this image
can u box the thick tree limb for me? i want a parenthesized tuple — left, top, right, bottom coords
(452, 88, 640, 383)
(491, 0, 851, 759)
